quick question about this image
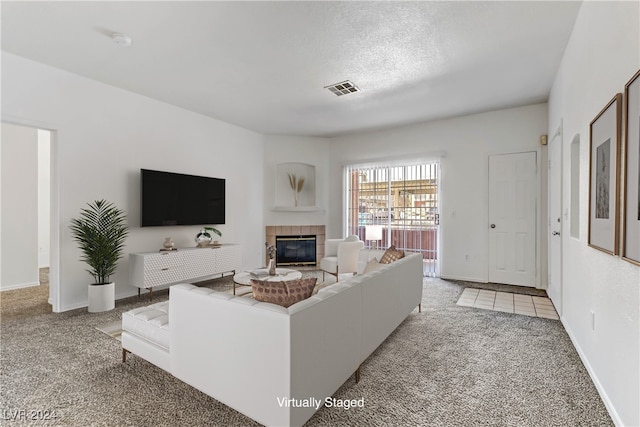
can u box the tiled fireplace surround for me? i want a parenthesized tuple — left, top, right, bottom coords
(265, 225, 326, 267)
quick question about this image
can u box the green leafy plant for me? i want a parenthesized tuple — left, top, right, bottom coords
(69, 200, 129, 285)
(204, 226, 222, 238)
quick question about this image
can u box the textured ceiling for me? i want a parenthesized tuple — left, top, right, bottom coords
(1, 1, 582, 137)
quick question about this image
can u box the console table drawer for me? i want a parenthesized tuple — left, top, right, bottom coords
(144, 266, 187, 287)
(142, 252, 184, 271)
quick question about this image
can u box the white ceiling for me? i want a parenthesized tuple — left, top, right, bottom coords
(1, 1, 581, 137)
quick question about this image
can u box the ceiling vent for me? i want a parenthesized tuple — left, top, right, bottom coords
(324, 80, 360, 96)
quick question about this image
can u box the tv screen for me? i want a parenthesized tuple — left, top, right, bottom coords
(141, 169, 225, 227)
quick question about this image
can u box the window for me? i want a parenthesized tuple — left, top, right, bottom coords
(345, 160, 440, 276)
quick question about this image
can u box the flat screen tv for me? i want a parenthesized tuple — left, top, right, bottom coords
(141, 169, 225, 227)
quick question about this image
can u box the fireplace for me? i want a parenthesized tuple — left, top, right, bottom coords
(265, 225, 325, 267)
(275, 235, 316, 266)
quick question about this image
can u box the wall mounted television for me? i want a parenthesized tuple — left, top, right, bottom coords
(140, 169, 225, 227)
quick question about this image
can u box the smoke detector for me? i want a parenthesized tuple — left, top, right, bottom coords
(324, 80, 360, 96)
(112, 32, 133, 47)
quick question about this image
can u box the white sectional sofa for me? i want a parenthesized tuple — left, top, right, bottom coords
(122, 251, 423, 427)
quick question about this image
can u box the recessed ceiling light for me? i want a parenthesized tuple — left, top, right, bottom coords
(112, 32, 133, 47)
(324, 80, 360, 96)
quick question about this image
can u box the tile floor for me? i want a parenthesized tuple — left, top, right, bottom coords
(456, 288, 559, 320)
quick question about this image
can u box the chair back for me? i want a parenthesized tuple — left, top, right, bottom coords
(324, 239, 343, 257)
(337, 240, 365, 274)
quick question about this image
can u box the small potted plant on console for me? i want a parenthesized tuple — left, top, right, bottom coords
(195, 226, 222, 247)
(70, 199, 129, 312)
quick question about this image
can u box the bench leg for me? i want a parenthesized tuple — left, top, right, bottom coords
(355, 366, 361, 383)
(419, 303, 422, 313)
(122, 348, 129, 363)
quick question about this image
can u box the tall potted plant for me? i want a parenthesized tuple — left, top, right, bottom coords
(69, 199, 129, 312)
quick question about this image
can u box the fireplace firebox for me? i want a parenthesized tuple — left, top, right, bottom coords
(275, 235, 317, 266)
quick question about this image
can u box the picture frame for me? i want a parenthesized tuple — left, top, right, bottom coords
(588, 93, 622, 255)
(622, 69, 640, 265)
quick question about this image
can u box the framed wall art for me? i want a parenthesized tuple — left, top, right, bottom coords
(623, 69, 640, 265)
(588, 93, 622, 255)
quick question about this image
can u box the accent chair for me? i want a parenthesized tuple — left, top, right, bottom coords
(319, 235, 364, 281)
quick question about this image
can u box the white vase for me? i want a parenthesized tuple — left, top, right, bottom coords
(88, 282, 115, 313)
(268, 259, 276, 276)
(163, 237, 175, 250)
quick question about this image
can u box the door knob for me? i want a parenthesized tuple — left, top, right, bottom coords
(490, 224, 496, 228)
(552, 231, 560, 236)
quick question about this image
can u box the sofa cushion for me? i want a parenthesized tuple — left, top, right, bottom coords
(380, 245, 405, 264)
(251, 277, 317, 308)
(122, 301, 170, 350)
(363, 257, 384, 274)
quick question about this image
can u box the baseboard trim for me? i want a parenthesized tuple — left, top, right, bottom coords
(439, 274, 487, 283)
(561, 317, 623, 426)
(115, 284, 172, 301)
(115, 289, 142, 301)
(0, 281, 40, 292)
(60, 286, 172, 312)
(60, 301, 90, 312)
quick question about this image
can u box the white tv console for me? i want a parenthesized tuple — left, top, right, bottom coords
(129, 244, 242, 300)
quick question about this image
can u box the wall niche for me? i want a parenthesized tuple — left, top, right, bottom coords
(274, 162, 318, 211)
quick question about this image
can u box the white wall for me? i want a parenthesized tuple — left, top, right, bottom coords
(329, 104, 548, 283)
(548, 2, 639, 426)
(1, 122, 39, 290)
(263, 135, 330, 228)
(1, 52, 265, 311)
(38, 129, 51, 268)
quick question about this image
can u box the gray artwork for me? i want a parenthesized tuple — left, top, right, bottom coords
(638, 116, 640, 220)
(596, 139, 610, 219)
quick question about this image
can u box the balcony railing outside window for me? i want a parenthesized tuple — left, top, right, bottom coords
(345, 161, 440, 277)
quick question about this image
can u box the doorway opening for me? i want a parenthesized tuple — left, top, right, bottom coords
(1, 122, 54, 313)
(570, 134, 580, 239)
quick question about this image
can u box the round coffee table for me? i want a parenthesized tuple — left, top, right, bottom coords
(232, 268, 302, 295)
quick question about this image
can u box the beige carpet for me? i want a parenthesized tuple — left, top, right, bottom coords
(0, 268, 52, 322)
(1, 273, 612, 426)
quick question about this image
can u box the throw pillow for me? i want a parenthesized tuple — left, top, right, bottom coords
(251, 277, 317, 308)
(380, 245, 405, 264)
(363, 257, 384, 274)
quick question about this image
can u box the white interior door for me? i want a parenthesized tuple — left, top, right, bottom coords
(548, 127, 563, 314)
(489, 152, 537, 287)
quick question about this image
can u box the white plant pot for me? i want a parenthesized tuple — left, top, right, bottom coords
(88, 282, 115, 313)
